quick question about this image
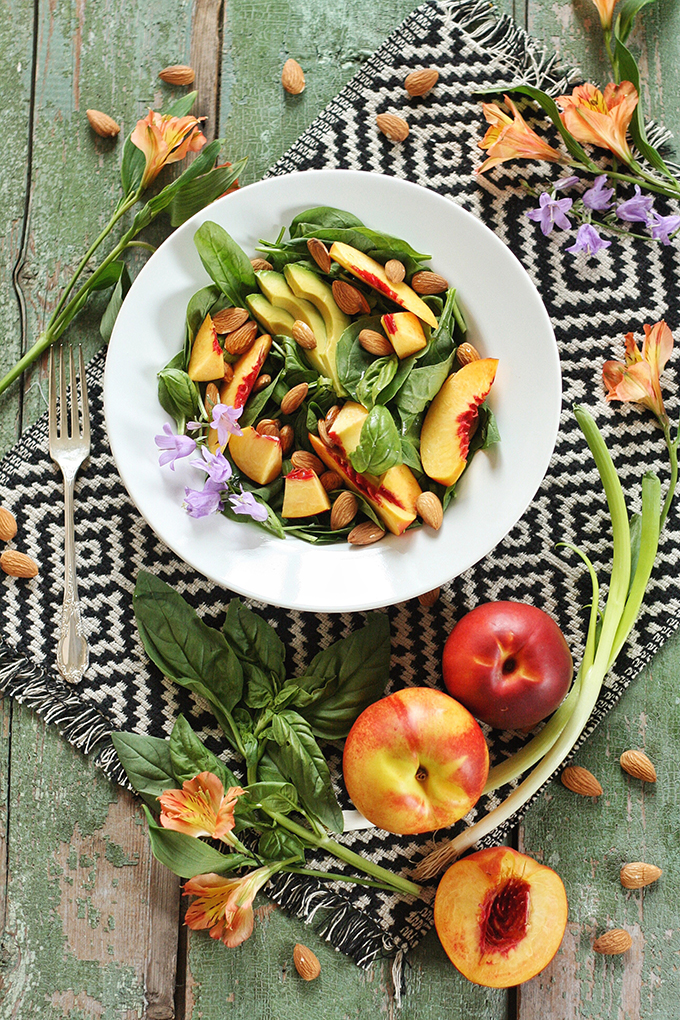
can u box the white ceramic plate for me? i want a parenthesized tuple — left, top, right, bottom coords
(105, 170, 560, 612)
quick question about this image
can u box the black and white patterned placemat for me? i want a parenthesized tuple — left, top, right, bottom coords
(2, 0, 679, 972)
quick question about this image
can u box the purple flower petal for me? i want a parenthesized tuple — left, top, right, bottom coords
(155, 423, 197, 471)
(210, 404, 244, 447)
(616, 185, 655, 223)
(648, 211, 680, 245)
(554, 175, 580, 191)
(228, 489, 269, 523)
(582, 174, 614, 212)
(526, 192, 573, 236)
(184, 481, 224, 518)
(191, 446, 233, 485)
(566, 223, 612, 257)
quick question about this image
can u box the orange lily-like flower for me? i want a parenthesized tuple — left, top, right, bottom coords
(477, 95, 568, 174)
(556, 82, 638, 164)
(131, 109, 207, 188)
(159, 772, 245, 843)
(589, 0, 619, 29)
(183, 866, 274, 947)
(603, 320, 673, 425)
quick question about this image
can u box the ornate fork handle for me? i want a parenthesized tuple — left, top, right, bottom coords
(57, 465, 89, 684)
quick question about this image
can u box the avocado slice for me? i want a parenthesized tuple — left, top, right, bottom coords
(256, 271, 327, 343)
(246, 293, 295, 337)
(284, 264, 349, 396)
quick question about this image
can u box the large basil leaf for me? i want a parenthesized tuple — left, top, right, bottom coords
(350, 405, 402, 476)
(194, 220, 258, 307)
(298, 613, 391, 740)
(222, 601, 286, 683)
(243, 781, 299, 814)
(169, 715, 241, 788)
(258, 828, 306, 863)
(133, 571, 244, 712)
(268, 711, 343, 831)
(157, 368, 200, 430)
(143, 806, 250, 877)
(111, 732, 175, 806)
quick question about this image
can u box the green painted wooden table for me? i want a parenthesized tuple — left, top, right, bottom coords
(1, 1, 679, 1017)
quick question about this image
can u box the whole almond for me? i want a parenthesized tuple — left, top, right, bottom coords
(416, 491, 443, 531)
(418, 587, 440, 607)
(252, 373, 272, 395)
(205, 382, 220, 415)
(411, 271, 449, 294)
(280, 382, 308, 416)
(404, 68, 439, 97)
(282, 59, 305, 95)
(359, 329, 393, 357)
(307, 238, 331, 274)
(620, 862, 663, 889)
(86, 109, 120, 138)
(291, 450, 324, 474)
(223, 362, 234, 384)
(593, 929, 632, 955)
(0, 507, 18, 542)
(223, 320, 258, 355)
(330, 491, 358, 530)
(293, 943, 320, 981)
(317, 419, 335, 448)
(385, 259, 406, 284)
(320, 470, 343, 492)
(212, 307, 249, 334)
(0, 549, 38, 578)
(376, 113, 409, 142)
(325, 405, 341, 428)
(561, 765, 603, 797)
(457, 342, 481, 366)
(279, 424, 295, 455)
(332, 280, 370, 316)
(348, 521, 386, 546)
(256, 419, 280, 438)
(251, 258, 273, 272)
(159, 64, 195, 85)
(620, 749, 657, 782)
(292, 320, 317, 350)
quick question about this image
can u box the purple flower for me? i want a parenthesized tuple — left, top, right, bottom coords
(526, 192, 573, 236)
(616, 185, 654, 223)
(648, 211, 680, 245)
(155, 423, 196, 470)
(192, 446, 233, 485)
(210, 404, 244, 447)
(554, 175, 580, 191)
(566, 223, 612, 257)
(228, 489, 269, 523)
(582, 174, 614, 212)
(184, 480, 224, 518)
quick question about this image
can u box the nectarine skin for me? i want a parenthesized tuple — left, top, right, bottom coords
(442, 601, 573, 730)
(342, 687, 489, 834)
(434, 846, 568, 988)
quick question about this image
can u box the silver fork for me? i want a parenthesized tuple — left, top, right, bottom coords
(48, 345, 90, 684)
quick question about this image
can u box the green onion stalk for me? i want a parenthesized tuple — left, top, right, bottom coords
(416, 405, 671, 881)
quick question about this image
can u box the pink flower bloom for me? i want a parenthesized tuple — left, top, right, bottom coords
(556, 82, 638, 164)
(159, 772, 245, 843)
(183, 866, 274, 947)
(603, 321, 673, 425)
(477, 95, 567, 174)
(131, 110, 207, 189)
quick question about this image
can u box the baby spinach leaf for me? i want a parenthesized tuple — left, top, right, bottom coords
(289, 206, 365, 237)
(355, 355, 398, 410)
(223, 601, 286, 683)
(143, 806, 251, 877)
(194, 221, 258, 307)
(169, 715, 240, 788)
(268, 711, 343, 831)
(186, 284, 222, 345)
(240, 369, 282, 427)
(350, 406, 402, 476)
(298, 613, 391, 740)
(335, 316, 384, 401)
(111, 732, 175, 806)
(133, 571, 244, 712)
(394, 353, 453, 416)
(258, 828, 306, 863)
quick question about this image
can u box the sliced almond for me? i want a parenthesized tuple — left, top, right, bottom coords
(279, 424, 295, 455)
(223, 320, 258, 355)
(376, 113, 409, 142)
(212, 307, 249, 334)
(0, 549, 38, 578)
(593, 929, 632, 955)
(293, 943, 320, 981)
(252, 373, 272, 395)
(418, 587, 440, 607)
(359, 329, 393, 357)
(348, 521, 385, 546)
(332, 280, 370, 316)
(561, 765, 603, 797)
(0, 507, 18, 542)
(325, 405, 341, 428)
(280, 383, 308, 416)
(404, 68, 439, 97)
(457, 342, 481, 366)
(330, 491, 358, 530)
(256, 419, 281, 438)
(251, 257, 273, 272)
(291, 320, 317, 350)
(307, 238, 331, 274)
(411, 271, 449, 294)
(384, 259, 406, 284)
(416, 491, 443, 531)
(291, 450, 324, 474)
(86, 109, 120, 138)
(620, 862, 663, 889)
(282, 58, 305, 95)
(159, 64, 195, 85)
(620, 749, 657, 782)
(319, 470, 343, 492)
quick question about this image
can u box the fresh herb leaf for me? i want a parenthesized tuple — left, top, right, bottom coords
(243, 781, 299, 813)
(222, 601, 286, 683)
(258, 828, 306, 863)
(355, 355, 399, 410)
(268, 711, 343, 831)
(157, 368, 200, 431)
(100, 264, 132, 341)
(350, 405, 402, 475)
(111, 732, 175, 806)
(143, 806, 250, 877)
(168, 715, 241, 788)
(194, 220, 258, 307)
(170, 158, 246, 227)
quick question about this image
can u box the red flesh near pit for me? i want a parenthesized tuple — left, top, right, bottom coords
(479, 877, 531, 956)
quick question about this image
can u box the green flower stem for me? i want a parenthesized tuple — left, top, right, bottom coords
(603, 168, 680, 200)
(287, 867, 404, 892)
(264, 809, 421, 897)
(661, 422, 678, 528)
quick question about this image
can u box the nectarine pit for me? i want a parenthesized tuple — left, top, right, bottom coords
(479, 877, 530, 954)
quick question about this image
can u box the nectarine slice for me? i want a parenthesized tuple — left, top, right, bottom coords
(230, 426, 282, 485)
(381, 311, 427, 359)
(281, 468, 331, 518)
(434, 847, 568, 988)
(187, 314, 223, 382)
(220, 334, 272, 409)
(329, 242, 438, 328)
(420, 358, 498, 486)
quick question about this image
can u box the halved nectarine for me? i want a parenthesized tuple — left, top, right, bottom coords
(329, 242, 438, 328)
(188, 314, 223, 381)
(281, 468, 331, 518)
(229, 426, 282, 485)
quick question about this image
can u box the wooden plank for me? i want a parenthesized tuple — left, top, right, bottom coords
(190, 0, 223, 143)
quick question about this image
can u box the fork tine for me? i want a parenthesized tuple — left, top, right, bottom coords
(48, 347, 58, 446)
(78, 346, 90, 448)
(69, 345, 78, 438)
(59, 344, 67, 438)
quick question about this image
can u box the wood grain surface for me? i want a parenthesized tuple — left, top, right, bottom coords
(0, 0, 679, 1017)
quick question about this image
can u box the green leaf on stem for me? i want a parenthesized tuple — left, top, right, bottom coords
(157, 368, 200, 431)
(164, 91, 200, 118)
(143, 806, 251, 877)
(258, 828, 306, 863)
(222, 600, 286, 684)
(111, 732, 175, 806)
(243, 781, 299, 814)
(612, 36, 677, 182)
(100, 263, 132, 341)
(268, 710, 344, 831)
(169, 715, 241, 788)
(615, 0, 658, 44)
(131, 139, 223, 233)
(169, 158, 247, 227)
(194, 220, 258, 307)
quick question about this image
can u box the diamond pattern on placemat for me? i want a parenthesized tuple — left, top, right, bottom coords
(2, 0, 680, 967)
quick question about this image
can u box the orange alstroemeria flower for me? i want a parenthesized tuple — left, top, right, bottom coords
(556, 82, 638, 164)
(183, 867, 274, 947)
(477, 95, 568, 174)
(603, 321, 673, 425)
(131, 109, 207, 188)
(589, 0, 619, 29)
(159, 772, 245, 843)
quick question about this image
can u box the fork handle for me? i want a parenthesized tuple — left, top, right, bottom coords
(57, 473, 89, 684)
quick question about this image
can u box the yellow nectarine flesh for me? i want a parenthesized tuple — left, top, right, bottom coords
(187, 314, 223, 382)
(282, 468, 331, 518)
(230, 426, 282, 485)
(329, 242, 438, 328)
(381, 311, 427, 359)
